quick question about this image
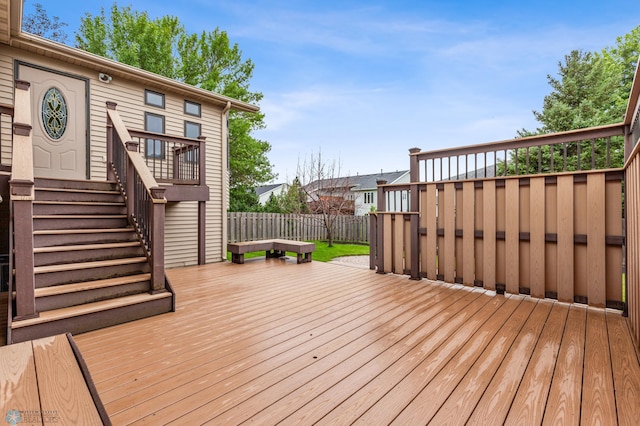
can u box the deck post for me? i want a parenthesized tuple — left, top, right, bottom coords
(11, 80, 38, 320)
(106, 102, 117, 181)
(150, 187, 166, 293)
(409, 148, 422, 280)
(376, 179, 387, 273)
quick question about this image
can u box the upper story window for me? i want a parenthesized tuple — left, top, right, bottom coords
(184, 121, 201, 139)
(145, 112, 165, 159)
(184, 100, 201, 117)
(145, 89, 165, 108)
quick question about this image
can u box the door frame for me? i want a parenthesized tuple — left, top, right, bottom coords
(15, 60, 91, 179)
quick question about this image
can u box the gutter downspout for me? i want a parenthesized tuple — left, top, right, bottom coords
(221, 101, 232, 261)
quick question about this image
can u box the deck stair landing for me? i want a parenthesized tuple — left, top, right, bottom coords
(10, 178, 173, 343)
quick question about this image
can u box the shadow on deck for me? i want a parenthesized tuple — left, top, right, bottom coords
(73, 259, 640, 425)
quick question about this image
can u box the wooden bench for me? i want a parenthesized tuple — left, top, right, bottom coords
(0, 333, 111, 425)
(228, 239, 316, 264)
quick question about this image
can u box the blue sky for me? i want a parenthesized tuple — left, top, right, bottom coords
(31, 0, 639, 183)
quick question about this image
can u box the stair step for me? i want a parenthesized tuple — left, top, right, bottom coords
(11, 291, 171, 329)
(34, 257, 148, 275)
(34, 177, 118, 192)
(35, 187, 120, 196)
(35, 186, 124, 203)
(33, 228, 138, 248)
(33, 201, 126, 215)
(33, 215, 129, 230)
(34, 241, 141, 254)
(34, 273, 152, 298)
(34, 228, 135, 235)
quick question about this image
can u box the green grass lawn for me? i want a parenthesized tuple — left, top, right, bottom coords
(227, 240, 369, 262)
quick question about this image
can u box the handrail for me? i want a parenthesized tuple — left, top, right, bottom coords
(106, 103, 166, 292)
(10, 80, 37, 320)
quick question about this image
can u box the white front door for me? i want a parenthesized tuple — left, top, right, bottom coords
(19, 64, 87, 179)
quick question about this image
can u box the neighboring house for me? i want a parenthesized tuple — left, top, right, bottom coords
(306, 170, 410, 215)
(255, 183, 287, 205)
(0, 0, 259, 342)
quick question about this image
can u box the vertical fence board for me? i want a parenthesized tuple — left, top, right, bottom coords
(383, 214, 393, 273)
(483, 181, 496, 290)
(393, 215, 405, 274)
(462, 182, 475, 286)
(557, 175, 575, 303)
(455, 185, 464, 283)
(444, 183, 456, 282)
(530, 177, 546, 298)
(546, 180, 558, 297)
(587, 174, 607, 307)
(505, 179, 519, 294)
(425, 184, 438, 280)
(605, 179, 623, 304)
(519, 183, 531, 291)
(496, 182, 506, 287)
(475, 184, 484, 285)
(574, 180, 588, 299)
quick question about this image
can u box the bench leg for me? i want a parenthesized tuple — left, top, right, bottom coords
(305, 253, 312, 263)
(231, 253, 244, 264)
(297, 253, 302, 264)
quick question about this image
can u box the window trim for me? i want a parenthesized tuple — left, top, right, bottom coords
(145, 89, 165, 108)
(184, 100, 201, 117)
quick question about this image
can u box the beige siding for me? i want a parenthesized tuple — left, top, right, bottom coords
(0, 50, 13, 165)
(205, 105, 224, 262)
(1, 45, 228, 264)
(165, 201, 199, 268)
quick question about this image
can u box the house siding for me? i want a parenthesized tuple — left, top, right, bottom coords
(0, 45, 227, 266)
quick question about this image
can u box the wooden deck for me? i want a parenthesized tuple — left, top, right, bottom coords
(73, 259, 640, 425)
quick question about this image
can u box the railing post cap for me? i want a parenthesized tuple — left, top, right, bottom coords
(125, 141, 139, 151)
(409, 147, 421, 154)
(376, 179, 388, 185)
(15, 80, 30, 90)
(106, 101, 117, 110)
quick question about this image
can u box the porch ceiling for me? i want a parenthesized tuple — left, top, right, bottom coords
(74, 259, 640, 425)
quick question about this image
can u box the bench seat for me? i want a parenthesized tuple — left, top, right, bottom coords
(227, 239, 316, 264)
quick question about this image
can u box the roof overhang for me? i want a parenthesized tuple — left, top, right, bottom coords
(2, 1, 259, 113)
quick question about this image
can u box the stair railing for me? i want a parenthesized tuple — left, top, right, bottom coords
(106, 102, 166, 292)
(9, 80, 37, 320)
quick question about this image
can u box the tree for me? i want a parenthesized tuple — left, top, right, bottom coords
(297, 152, 353, 247)
(507, 26, 640, 174)
(75, 4, 275, 203)
(22, 1, 68, 44)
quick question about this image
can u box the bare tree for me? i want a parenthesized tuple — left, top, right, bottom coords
(297, 151, 354, 247)
(22, 2, 68, 44)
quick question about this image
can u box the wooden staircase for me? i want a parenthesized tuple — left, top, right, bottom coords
(9, 178, 174, 343)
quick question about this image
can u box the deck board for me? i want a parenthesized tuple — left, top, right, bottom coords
(70, 260, 640, 425)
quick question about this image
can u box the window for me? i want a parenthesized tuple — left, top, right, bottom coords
(184, 121, 201, 162)
(184, 121, 201, 139)
(145, 112, 165, 159)
(145, 89, 165, 108)
(364, 192, 375, 204)
(184, 100, 201, 117)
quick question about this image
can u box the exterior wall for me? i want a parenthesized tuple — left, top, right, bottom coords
(0, 45, 226, 266)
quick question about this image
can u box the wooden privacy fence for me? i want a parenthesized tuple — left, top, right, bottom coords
(626, 142, 640, 348)
(227, 212, 369, 243)
(372, 171, 624, 308)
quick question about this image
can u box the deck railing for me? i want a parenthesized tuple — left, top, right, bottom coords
(128, 130, 205, 185)
(372, 126, 627, 312)
(412, 124, 626, 182)
(106, 103, 166, 292)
